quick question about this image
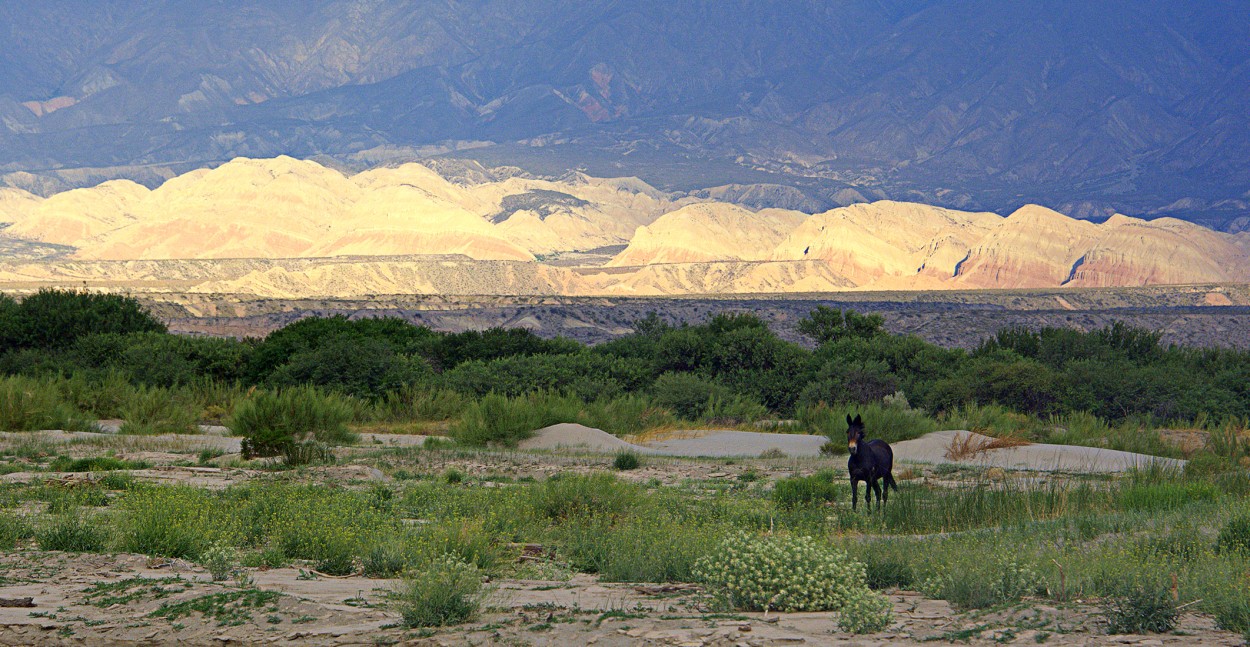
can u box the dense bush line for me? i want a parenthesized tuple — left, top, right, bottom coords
(3, 290, 1249, 446)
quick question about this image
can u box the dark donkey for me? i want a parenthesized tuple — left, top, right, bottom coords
(845, 414, 897, 511)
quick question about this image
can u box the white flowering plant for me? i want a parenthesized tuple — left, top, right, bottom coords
(693, 532, 893, 633)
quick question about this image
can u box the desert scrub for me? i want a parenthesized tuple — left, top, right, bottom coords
(230, 386, 356, 463)
(395, 555, 486, 627)
(693, 532, 874, 613)
(118, 385, 199, 435)
(0, 512, 29, 549)
(837, 587, 895, 634)
(200, 541, 240, 581)
(1103, 585, 1178, 634)
(533, 473, 638, 521)
(921, 554, 1044, 609)
(117, 485, 238, 559)
(612, 450, 640, 470)
(0, 375, 91, 432)
(36, 513, 107, 552)
(772, 470, 839, 508)
(1217, 514, 1250, 555)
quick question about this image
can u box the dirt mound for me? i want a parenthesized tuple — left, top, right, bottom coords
(893, 430, 1185, 473)
(518, 423, 654, 453)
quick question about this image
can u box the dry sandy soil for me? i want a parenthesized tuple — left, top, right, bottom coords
(0, 427, 1225, 645)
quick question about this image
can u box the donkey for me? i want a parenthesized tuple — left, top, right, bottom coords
(846, 414, 897, 511)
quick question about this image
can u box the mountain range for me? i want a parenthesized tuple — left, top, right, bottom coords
(1, 1, 1248, 230)
(0, 156, 1245, 298)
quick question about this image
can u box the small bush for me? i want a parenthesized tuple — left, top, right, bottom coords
(533, 473, 637, 521)
(118, 386, 199, 435)
(772, 471, 839, 508)
(694, 532, 873, 613)
(36, 514, 107, 552)
(1217, 514, 1250, 555)
(395, 555, 485, 627)
(1104, 585, 1178, 634)
(921, 556, 1043, 609)
(612, 450, 641, 471)
(230, 386, 356, 463)
(450, 391, 580, 447)
(837, 588, 895, 634)
(0, 376, 90, 432)
(0, 513, 29, 549)
(200, 541, 240, 581)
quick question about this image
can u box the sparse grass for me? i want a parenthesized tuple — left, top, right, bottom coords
(150, 589, 282, 626)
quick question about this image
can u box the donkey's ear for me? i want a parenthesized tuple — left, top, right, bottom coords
(846, 414, 853, 425)
(853, 414, 862, 425)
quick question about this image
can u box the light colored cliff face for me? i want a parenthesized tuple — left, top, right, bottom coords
(0, 157, 1245, 297)
(607, 203, 805, 266)
(771, 201, 1001, 284)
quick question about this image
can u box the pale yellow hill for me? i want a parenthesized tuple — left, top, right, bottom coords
(0, 188, 41, 224)
(306, 184, 532, 261)
(607, 203, 805, 267)
(1065, 215, 1249, 287)
(5, 180, 149, 245)
(772, 201, 1000, 285)
(470, 174, 681, 255)
(954, 205, 1102, 288)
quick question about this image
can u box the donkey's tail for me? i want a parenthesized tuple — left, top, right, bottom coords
(885, 473, 899, 492)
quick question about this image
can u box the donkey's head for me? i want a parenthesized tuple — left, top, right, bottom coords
(845, 414, 865, 455)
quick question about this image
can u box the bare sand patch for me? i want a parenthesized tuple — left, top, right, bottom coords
(893, 430, 1185, 473)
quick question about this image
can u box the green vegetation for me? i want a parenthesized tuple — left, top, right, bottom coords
(1, 290, 1248, 458)
(394, 555, 486, 627)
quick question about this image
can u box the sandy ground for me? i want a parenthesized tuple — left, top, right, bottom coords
(892, 430, 1186, 473)
(520, 425, 1182, 473)
(0, 551, 1238, 646)
(0, 428, 1227, 645)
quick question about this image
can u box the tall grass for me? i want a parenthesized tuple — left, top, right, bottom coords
(118, 385, 200, 435)
(0, 375, 92, 431)
(229, 386, 357, 459)
(798, 401, 937, 443)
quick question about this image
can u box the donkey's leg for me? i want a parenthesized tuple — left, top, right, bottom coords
(882, 474, 891, 505)
(850, 478, 859, 511)
(870, 479, 883, 510)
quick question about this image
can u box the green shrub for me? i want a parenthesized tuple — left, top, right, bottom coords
(450, 391, 583, 447)
(1217, 515, 1250, 555)
(199, 541, 240, 581)
(798, 401, 936, 443)
(533, 473, 637, 521)
(395, 555, 485, 627)
(118, 386, 200, 435)
(837, 588, 895, 634)
(230, 386, 356, 463)
(0, 376, 90, 431)
(650, 373, 731, 420)
(117, 486, 229, 559)
(693, 532, 873, 613)
(1103, 585, 1178, 634)
(0, 512, 30, 549)
(773, 471, 839, 509)
(921, 556, 1044, 609)
(36, 513, 108, 552)
(376, 386, 467, 422)
(612, 450, 641, 471)
(2, 289, 165, 350)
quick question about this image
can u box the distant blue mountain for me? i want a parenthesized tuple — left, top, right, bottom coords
(0, 0, 1247, 229)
